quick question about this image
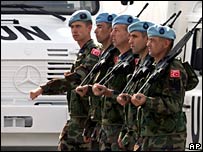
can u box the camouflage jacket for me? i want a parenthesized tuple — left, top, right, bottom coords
(40, 39, 101, 96)
(101, 49, 137, 126)
(124, 54, 154, 132)
(139, 59, 188, 136)
(88, 45, 120, 123)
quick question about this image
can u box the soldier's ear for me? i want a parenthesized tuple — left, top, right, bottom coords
(87, 24, 92, 32)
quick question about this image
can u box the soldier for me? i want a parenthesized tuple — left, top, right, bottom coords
(75, 12, 119, 151)
(130, 24, 188, 151)
(29, 10, 101, 151)
(92, 15, 139, 151)
(116, 21, 155, 151)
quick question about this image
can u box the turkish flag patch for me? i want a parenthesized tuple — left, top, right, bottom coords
(114, 56, 119, 64)
(91, 48, 101, 57)
(170, 70, 180, 78)
(134, 58, 139, 65)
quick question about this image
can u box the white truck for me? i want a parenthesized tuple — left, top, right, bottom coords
(1, 1, 202, 151)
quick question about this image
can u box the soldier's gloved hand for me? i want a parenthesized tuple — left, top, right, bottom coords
(29, 87, 43, 100)
(92, 83, 107, 96)
(117, 93, 132, 106)
(75, 85, 89, 97)
(131, 93, 146, 107)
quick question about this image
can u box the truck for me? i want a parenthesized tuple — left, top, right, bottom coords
(1, 1, 202, 151)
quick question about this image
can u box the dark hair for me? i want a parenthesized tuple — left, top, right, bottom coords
(84, 20, 92, 26)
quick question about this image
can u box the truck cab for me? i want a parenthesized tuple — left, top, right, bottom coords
(1, 1, 99, 150)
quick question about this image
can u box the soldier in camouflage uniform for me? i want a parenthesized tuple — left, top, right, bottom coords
(75, 12, 119, 151)
(92, 15, 140, 151)
(29, 10, 101, 151)
(130, 24, 189, 151)
(116, 21, 155, 151)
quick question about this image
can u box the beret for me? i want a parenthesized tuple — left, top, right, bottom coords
(96, 13, 117, 24)
(69, 10, 92, 26)
(147, 24, 176, 40)
(112, 15, 140, 27)
(128, 21, 155, 33)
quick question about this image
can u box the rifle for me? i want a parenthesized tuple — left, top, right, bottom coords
(121, 55, 154, 94)
(168, 10, 182, 28)
(162, 12, 177, 26)
(98, 53, 137, 85)
(79, 47, 116, 86)
(136, 3, 149, 18)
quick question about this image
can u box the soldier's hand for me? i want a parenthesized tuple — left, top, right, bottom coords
(92, 83, 107, 96)
(117, 93, 132, 106)
(29, 87, 43, 100)
(64, 71, 71, 77)
(118, 137, 124, 149)
(83, 136, 91, 143)
(75, 85, 89, 97)
(131, 93, 146, 107)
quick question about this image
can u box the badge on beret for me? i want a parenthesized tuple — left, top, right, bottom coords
(80, 13, 87, 19)
(107, 15, 113, 21)
(170, 70, 180, 78)
(127, 17, 133, 23)
(159, 28, 165, 34)
(143, 22, 149, 29)
(91, 48, 101, 57)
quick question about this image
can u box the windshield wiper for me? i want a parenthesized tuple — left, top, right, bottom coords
(1, 4, 66, 22)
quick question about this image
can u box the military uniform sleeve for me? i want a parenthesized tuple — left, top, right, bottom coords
(65, 48, 101, 90)
(40, 78, 71, 95)
(144, 60, 188, 115)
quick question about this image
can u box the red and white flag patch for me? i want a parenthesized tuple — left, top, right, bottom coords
(114, 56, 119, 64)
(134, 58, 140, 65)
(91, 48, 101, 57)
(170, 70, 180, 78)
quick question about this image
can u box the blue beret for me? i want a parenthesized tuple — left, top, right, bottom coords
(128, 21, 155, 33)
(112, 15, 140, 27)
(69, 10, 92, 26)
(96, 13, 117, 24)
(147, 24, 176, 40)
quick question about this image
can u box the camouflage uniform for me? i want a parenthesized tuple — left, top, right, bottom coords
(40, 39, 101, 151)
(84, 45, 120, 151)
(137, 59, 188, 151)
(119, 54, 153, 151)
(98, 49, 136, 151)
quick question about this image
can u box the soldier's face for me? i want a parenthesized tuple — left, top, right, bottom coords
(70, 21, 92, 42)
(129, 31, 148, 54)
(111, 24, 130, 49)
(94, 22, 112, 44)
(147, 37, 168, 58)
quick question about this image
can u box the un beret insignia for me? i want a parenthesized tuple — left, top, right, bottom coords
(159, 28, 165, 34)
(107, 15, 113, 21)
(80, 13, 87, 19)
(127, 16, 133, 23)
(143, 22, 149, 29)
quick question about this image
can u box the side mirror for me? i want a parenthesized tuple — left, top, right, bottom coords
(121, 1, 134, 5)
(191, 48, 202, 75)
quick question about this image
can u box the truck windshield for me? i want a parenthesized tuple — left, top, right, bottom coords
(1, 1, 99, 15)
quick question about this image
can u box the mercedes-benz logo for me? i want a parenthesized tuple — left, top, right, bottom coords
(13, 65, 42, 94)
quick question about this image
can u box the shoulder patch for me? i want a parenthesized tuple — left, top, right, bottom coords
(134, 58, 140, 65)
(114, 56, 119, 64)
(170, 69, 180, 78)
(91, 48, 101, 57)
